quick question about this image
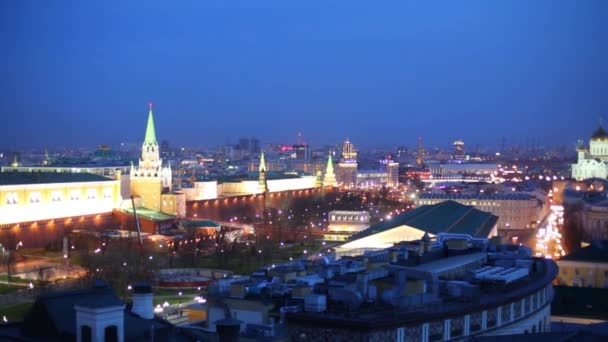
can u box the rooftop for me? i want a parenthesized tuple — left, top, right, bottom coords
(591, 124, 608, 140)
(123, 207, 176, 222)
(349, 200, 498, 240)
(560, 240, 608, 263)
(0, 171, 113, 186)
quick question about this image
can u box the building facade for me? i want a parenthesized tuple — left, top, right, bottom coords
(323, 210, 370, 241)
(555, 240, 608, 288)
(0, 172, 121, 225)
(337, 138, 358, 189)
(572, 124, 608, 180)
(416, 193, 547, 231)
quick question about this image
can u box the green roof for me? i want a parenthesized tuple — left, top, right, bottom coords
(560, 241, 608, 262)
(0, 172, 113, 186)
(144, 103, 157, 144)
(349, 200, 497, 241)
(326, 154, 334, 174)
(123, 207, 175, 221)
(180, 220, 220, 228)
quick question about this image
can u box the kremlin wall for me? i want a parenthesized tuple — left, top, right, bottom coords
(0, 105, 337, 246)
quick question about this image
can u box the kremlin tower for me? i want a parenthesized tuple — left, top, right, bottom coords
(130, 103, 172, 211)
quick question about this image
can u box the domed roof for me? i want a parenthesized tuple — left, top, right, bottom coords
(591, 124, 608, 140)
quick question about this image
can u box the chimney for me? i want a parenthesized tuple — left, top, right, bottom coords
(132, 282, 154, 319)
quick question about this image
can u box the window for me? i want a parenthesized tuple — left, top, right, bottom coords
(70, 190, 80, 201)
(86, 189, 97, 200)
(29, 192, 41, 203)
(103, 189, 113, 199)
(5, 192, 18, 205)
(51, 191, 62, 202)
(81, 325, 92, 342)
(104, 325, 118, 342)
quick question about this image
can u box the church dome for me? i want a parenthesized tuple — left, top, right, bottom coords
(591, 125, 608, 140)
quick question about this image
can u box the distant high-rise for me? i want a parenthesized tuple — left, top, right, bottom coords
(237, 137, 260, 154)
(416, 137, 424, 167)
(337, 138, 358, 188)
(382, 156, 399, 187)
(453, 139, 465, 161)
(341, 138, 357, 161)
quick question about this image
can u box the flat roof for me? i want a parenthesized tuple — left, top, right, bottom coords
(406, 252, 486, 274)
(0, 171, 113, 185)
(123, 208, 175, 221)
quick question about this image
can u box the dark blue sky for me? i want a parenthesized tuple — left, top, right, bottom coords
(1, 1, 607, 149)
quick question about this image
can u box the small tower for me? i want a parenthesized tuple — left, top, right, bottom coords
(323, 154, 337, 188)
(10, 153, 20, 168)
(258, 150, 267, 194)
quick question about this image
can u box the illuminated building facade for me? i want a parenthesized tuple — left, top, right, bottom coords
(453, 139, 465, 161)
(572, 124, 608, 180)
(555, 241, 608, 288)
(337, 138, 358, 189)
(415, 193, 546, 231)
(2, 165, 132, 199)
(0, 172, 121, 225)
(323, 210, 370, 241)
(129, 104, 174, 213)
(383, 158, 399, 187)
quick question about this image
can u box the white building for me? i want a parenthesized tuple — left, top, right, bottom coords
(415, 193, 546, 231)
(572, 124, 608, 180)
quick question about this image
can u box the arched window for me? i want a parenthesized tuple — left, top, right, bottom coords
(105, 325, 118, 342)
(81, 325, 92, 342)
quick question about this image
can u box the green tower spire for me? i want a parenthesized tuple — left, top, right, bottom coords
(144, 102, 157, 145)
(326, 153, 334, 174)
(259, 150, 267, 172)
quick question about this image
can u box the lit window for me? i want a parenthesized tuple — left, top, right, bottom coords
(103, 189, 112, 199)
(5, 192, 18, 205)
(86, 189, 97, 200)
(70, 190, 80, 201)
(51, 191, 62, 202)
(29, 192, 41, 203)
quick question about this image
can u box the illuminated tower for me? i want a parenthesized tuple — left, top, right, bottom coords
(258, 150, 267, 194)
(130, 103, 171, 211)
(416, 137, 424, 167)
(337, 138, 358, 189)
(341, 138, 357, 161)
(453, 139, 465, 161)
(323, 153, 337, 188)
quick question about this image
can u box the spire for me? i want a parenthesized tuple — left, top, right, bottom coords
(323, 153, 337, 188)
(259, 150, 266, 173)
(326, 153, 334, 174)
(144, 102, 157, 145)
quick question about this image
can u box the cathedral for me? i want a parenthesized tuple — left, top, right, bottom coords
(572, 123, 608, 180)
(130, 104, 183, 216)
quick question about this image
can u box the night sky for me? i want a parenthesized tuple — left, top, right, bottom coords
(1, 1, 607, 149)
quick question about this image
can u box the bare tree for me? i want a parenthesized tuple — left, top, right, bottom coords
(1, 231, 19, 283)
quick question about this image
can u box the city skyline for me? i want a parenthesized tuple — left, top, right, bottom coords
(1, 1, 607, 148)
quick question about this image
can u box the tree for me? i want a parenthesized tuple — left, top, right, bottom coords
(0, 231, 19, 283)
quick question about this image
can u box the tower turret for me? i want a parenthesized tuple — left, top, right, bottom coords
(323, 153, 337, 187)
(258, 151, 267, 194)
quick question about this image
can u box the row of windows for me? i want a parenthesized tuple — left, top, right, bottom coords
(395, 285, 551, 341)
(5, 189, 113, 205)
